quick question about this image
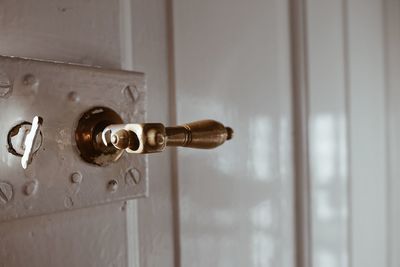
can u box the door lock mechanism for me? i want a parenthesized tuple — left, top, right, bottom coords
(75, 107, 233, 165)
(0, 55, 232, 221)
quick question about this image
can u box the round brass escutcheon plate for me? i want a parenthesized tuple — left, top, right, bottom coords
(75, 107, 124, 166)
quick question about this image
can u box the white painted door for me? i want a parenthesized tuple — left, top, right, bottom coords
(165, 0, 396, 266)
(0, 0, 397, 267)
(171, 1, 295, 266)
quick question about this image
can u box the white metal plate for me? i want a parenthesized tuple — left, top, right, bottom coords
(0, 55, 147, 222)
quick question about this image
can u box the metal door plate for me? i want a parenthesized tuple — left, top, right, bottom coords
(0, 56, 147, 221)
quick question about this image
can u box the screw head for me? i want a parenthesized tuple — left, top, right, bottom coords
(107, 179, 118, 192)
(122, 85, 139, 102)
(0, 72, 12, 98)
(71, 172, 83, 184)
(67, 91, 80, 102)
(22, 74, 39, 87)
(125, 168, 141, 186)
(0, 182, 13, 204)
(23, 180, 38, 196)
(64, 196, 74, 209)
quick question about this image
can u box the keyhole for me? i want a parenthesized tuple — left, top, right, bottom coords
(7, 122, 43, 157)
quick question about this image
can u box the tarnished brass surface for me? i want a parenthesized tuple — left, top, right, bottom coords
(102, 120, 233, 154)
(76, 108, 233, 160)
(166, 120, 233, 148)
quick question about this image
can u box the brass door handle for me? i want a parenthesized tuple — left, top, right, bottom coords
(75, 107, 233, 165)
(101, 120, 233, 154)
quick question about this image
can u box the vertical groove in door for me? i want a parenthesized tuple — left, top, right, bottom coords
(341, 0, 352, 266)
(289, 0, 312, 266)
(382, 0, 399, 266)
(119, 0, 140, 266)
(384, 0, 392, 265)
(166, 0, 181, 266)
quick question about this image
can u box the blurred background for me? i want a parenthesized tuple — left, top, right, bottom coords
(0, 0, 398, 267)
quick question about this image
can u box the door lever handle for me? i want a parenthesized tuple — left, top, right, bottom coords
(101, 120, 233, 154)
(75, 107, 233, 165)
